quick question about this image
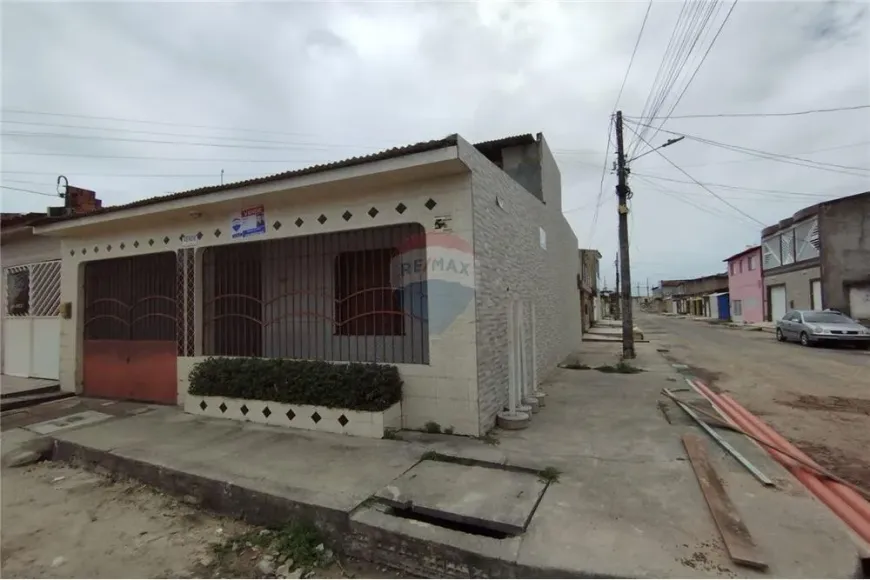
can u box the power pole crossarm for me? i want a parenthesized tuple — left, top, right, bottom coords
(615, 111, 635, 359)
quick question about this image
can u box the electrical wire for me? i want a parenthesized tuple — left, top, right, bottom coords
(612, 0, 654, 112)
(625, 104, 870, 120)
(624, 122, 766, 225)
(587, 115, 615, 243)
(0, 185, 61, 198)
(632, 175, 760, 225)
(631, 172, 840, 198)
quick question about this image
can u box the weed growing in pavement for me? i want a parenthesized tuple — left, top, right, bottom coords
(209, 520, 328, 575)
(444, 426, 455, 435)
(538, 466, 561, 484)
(383, 428, 401, 440)
(562, 362, 592, 370)
(421, 450, 440, 461)
(423, 421, 442, 434)
(479, 431, 500, 446)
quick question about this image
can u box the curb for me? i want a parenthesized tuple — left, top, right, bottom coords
(49, 439, 595, 579)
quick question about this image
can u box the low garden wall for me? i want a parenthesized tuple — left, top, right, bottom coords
(185, 358, 403, 439)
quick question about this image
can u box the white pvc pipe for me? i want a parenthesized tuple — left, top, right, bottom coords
(507, 298, 517, 414)
(531, 302, 538, 391)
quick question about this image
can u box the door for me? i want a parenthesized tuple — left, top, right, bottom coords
(3, 261, 62, 379)
(849, 284, 870, 321)
(82, 253, 177, 404)
(769, 285, 786, 321)
(811, 280, 822, 310)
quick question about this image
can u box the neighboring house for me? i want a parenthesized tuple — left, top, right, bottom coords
(664, 275, 727, 316)
(760, 191, 868, 322)
(724, 245, 763, 324)
(1, 187, 101, 380)
(578, 248, 601, 331)
(32, 133, 583, 436)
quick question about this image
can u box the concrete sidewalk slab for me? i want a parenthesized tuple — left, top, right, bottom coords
(374, 459, 546, 535)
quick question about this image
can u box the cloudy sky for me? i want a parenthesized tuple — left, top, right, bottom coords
(2, 0, 868, 288)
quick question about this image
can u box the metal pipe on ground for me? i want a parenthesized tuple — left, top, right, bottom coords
(689, 380, 870, 546)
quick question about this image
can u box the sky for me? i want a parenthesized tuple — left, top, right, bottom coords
(2, 0, 869, 290)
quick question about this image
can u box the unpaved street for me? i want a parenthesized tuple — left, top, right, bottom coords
(639, 313, 870, 489)
(0, 461, 395, 579)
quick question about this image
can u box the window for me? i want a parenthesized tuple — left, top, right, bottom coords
(730, 262, 736, 275)
(739, 259, 744, 273)
(732, 300, 742, 316)
(335, 248, 403, 336)
(5, 269, 29, 316)
(748, 255, 757, 271)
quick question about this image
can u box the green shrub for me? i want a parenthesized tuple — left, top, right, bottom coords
(188, 357, 402, 412)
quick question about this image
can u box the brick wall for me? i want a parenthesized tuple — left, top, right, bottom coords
(458, 137, 582, 432)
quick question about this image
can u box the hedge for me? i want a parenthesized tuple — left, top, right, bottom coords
(188, 358, 403, 412)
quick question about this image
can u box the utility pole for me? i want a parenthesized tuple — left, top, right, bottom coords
(615, 111, 635, 359)
(614, 252, 621, 319)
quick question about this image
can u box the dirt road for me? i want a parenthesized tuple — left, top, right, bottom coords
(0, 461, 397, 579)
(638, 313, 870, 490)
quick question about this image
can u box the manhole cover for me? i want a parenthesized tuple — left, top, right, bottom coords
(24, 411, 113, 435)
(375, 459, 546, 536)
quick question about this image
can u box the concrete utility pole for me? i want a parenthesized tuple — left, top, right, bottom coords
(614, 252, 621, 319)
(615, 111, 635, 359)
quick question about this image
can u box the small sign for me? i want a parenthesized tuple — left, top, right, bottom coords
(180, 233, 199, 247)
(434, 214, 453, 232)
(539, 227, 547, 250)
(231, 205, 266, 239)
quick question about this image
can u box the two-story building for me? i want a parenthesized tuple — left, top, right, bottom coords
(724, 245, 763, 324)
(578, 249, 601, 331)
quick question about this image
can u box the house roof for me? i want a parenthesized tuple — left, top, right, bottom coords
(474, 133, 536, 151)
(1, 212, 48, 229)
(723, 245, 761, 263)
(32, 134, 462, 226)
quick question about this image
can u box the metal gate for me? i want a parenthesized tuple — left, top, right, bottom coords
(82, 252, 177, 404)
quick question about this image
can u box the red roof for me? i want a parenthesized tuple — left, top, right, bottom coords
(723, 245, 761, 263)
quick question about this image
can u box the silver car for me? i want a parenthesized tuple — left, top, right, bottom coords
(776, 310, 870, 348)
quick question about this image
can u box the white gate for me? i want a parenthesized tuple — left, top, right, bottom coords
(769, 285, 787, 321)
(811, 280, 823, 310)
(849, 285, 870, 321)
(2, 260, 62, 379)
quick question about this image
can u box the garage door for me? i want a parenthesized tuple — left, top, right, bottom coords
(811, 280, 822, 310)
(82, 253, 177, 404)
(769, 285, 787, 321)
(849, 285, 870, 321)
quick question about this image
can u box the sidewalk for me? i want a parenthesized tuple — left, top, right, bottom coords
(2, 341, 861, 578)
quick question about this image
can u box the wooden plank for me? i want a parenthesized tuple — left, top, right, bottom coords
(682, 433, 768, 571)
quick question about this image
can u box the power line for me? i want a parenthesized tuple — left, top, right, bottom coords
(631, 172, 840, 198)
(0, 185, 61, 198)
(612, 0, 654, 111)
(633, 175, 758, 225)
(587, 115, 615, 243)
(625, 104, 870, 120)
(0, 150, 331, 163)
(624, 122, 766, 226)
(624, 119, 870, 175)
(639, 0, 739, 155)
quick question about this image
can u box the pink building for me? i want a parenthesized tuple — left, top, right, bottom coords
(724, 246, 764, 324)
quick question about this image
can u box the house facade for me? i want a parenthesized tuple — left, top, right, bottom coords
(724, 245, 763, 324)
(32, 133, 583, 436)
(578, 248, 601, 331)
(1, 187, 101, 380)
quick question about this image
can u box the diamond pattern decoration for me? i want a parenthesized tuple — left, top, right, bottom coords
(106, 244, 112, 252)
(214, 228, 222, 238)
(93, 246, 99, 253)
(295, 218, 304, 228)
(178, 234, 185, 241)
(133, 241, 140, 248)
(368, 207, 379, 218)
(148, 239, 155, 246)
(262, 406, 272, 418)
(311, 411, 322, 424)
(338, 414, 349, 427)
(163, 236, 170, 245)
(342, 210, 352, 222)
(82, 248, 87, 255)
(286, 409, 296, 421)
(120, 242, 126, 250)
(196, 232, 203, 240)
(199, 400, 208, 411)
(70, 249, 75, 256)
(219, 402, 228, 414)
(240, 404, 249, 416)
(317, 214, 327, 225)
(395, 202, 407, 214)
(425, 198, 437, 210)
(273, 220, 282, 230)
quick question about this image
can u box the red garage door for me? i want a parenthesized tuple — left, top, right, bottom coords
(82, 252, 177, 404)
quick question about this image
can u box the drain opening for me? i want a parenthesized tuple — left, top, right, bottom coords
(385, 506, 514, 539)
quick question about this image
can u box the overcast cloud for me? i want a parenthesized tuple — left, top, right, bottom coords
(2, 0, 868, 288)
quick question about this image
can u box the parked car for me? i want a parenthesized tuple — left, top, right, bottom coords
(776, 310, 870, 348)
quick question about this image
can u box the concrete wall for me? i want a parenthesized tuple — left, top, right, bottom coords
(819, 192, 870, 317)
(54, 172, 484, 435)
(460, 137, 582, 434)
(726, 248, 764, 323)
(1, 233, 61, 269)
(763, 265, 820, 318)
